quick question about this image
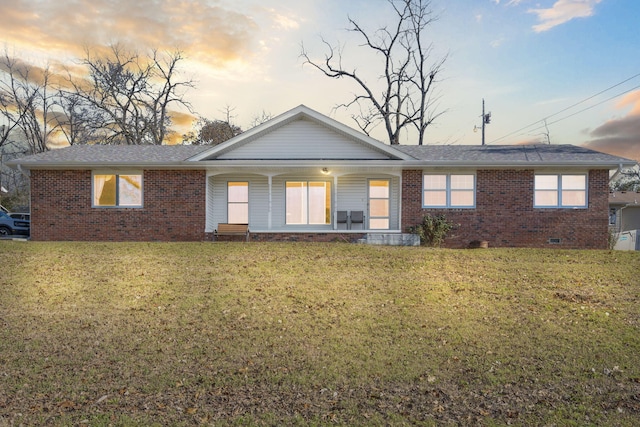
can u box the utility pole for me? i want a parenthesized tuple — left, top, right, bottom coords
(481, 99, 491, 146)
(473, 100, 492, 145)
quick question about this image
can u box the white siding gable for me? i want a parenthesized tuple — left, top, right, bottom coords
(216, 118, 391, 160)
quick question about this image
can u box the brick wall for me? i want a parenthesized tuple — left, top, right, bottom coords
(30, 169, 206, 241)
(29, 168, 611, 247)
(402, 169, 610, 249)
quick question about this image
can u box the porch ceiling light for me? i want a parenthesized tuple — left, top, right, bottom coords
(321, 167, 330, 175)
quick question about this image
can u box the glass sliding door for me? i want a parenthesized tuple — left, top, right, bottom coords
(286, 181, 331, 225)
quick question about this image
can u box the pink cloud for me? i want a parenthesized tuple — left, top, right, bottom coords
(0, 0, 259, 67)
(528, 0, 602, 32)
(582, 90, 640, 162)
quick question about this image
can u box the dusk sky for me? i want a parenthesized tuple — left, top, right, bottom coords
(1, 0, 639, 160)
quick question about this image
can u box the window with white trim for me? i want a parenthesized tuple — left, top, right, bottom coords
(93, 173, 142, 207)
(369, 179, 390, 229)
(534, 174, 586, 208)
(423, 174, 475, 208)
(228, 182, 248, 224)
(285, 181, 331, 225)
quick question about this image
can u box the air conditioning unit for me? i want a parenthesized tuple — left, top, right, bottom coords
(614, 229, 640, 251)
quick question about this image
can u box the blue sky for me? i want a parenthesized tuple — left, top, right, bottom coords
(1, 0, 639, 160)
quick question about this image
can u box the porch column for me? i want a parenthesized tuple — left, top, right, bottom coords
(268, 175, 273, 229)
(398, 172, 403, 231)
(333, 175, 338, 230)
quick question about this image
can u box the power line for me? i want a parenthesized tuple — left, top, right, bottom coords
(508, 84, 640, 139)
(546, 84, 640, 126)
(488, 72, 640, 144)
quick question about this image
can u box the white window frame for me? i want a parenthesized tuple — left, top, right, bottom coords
(423, 173, 476, 208)
(285, 181, 332, 225)
(92, 171, 143, 208)
(227, 181, 249, 224)
(369, 179, 390, 230)
(534, 174, 587, 209)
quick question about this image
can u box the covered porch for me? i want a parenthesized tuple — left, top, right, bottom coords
(204, 166, 404, 238)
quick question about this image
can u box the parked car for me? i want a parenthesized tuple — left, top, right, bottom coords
(0, 211, 30, 236)
(8, 212, 30, 221)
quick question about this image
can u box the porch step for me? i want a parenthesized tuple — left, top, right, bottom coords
(361, 233, 420, 246)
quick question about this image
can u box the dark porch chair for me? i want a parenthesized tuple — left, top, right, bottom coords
(337, 211, 348, 229)
(350, 210, 364, 229)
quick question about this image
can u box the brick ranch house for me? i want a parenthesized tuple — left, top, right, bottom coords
(8, 105, 637, 248)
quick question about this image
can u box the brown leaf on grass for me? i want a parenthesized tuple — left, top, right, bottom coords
(58, 400, 78, 410)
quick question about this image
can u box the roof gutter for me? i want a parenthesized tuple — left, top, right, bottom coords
(8, 159, 637, 171)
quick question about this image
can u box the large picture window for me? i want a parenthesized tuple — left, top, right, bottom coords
(423, 174, 475, 208)
(228, 182, 249, 224)
(93, 173, 142, 207)
(286, 181, 331, 225)
(534, 174, 586, 208)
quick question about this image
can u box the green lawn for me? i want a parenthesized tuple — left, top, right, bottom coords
(1, 242, 639, 426)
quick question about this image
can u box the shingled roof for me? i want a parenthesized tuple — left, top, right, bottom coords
(7, 142, 636, 169)
(8, 145, 211, 168)
(395, 144, 634, 166)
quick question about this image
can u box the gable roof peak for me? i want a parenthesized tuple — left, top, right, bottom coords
(188, 105, 413, 161)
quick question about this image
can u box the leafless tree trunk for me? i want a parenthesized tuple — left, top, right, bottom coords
(301, 0, 446, 145)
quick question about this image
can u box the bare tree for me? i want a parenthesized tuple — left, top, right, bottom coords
(0, 51, 59, 199)
(0, 51, 57, 154)
(65, 44, 194, 145)
(183, 117, 242, 146)
(301, 0, 446, 145)
(53, 90, 101, 145)
(250, 110, 273, 128)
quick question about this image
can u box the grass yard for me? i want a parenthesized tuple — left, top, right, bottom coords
(0, 242, 639, 426)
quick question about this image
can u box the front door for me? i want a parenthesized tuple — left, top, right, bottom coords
(368, 179, 390, 229)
